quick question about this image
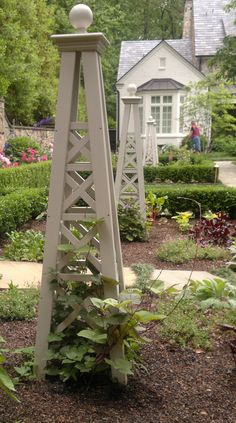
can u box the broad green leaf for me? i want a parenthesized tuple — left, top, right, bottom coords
(134, 310, 166, 323)
(105, 358, 133, 375)
(228, 299, 236, 308)
(90, 298, 105, 309)
(106, 314, 129, 325)
(48, 333, 64, 343)
(0, 355, 5, 365)
(77, 329, 107, 344)
(103, 298, 119, 307)
(0, 367, 16, 392)
(119, 289, 142, 304)
(147, 280, 164, 294)
(101, 276, 119, 286)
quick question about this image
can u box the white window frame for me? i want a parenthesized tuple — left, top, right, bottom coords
(179, 95, 185, 133)
(151, 95, 173, 134)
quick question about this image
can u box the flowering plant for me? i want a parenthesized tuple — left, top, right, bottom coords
(0, 151, 19, 168)
(21, 148, 47, 164)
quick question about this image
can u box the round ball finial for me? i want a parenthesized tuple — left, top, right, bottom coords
(127, 83, 137, 96)
(69, 3, 93, 33)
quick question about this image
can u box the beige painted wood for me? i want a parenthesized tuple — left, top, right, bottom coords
(143, 116, 158, 166)
(115, 90, 146, 220)
(35, 51, 80, 376)
(35, 28, 125, 384)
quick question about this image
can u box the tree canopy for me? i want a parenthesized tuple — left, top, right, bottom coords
(0, 0, 186, 125)
(0, 0, 58, 125)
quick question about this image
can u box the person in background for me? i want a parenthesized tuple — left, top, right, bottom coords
(189, 121, 201, 152)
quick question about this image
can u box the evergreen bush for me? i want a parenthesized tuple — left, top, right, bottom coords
(146, 185, 236, 217)
(0, 161, 51, 189)
(144, 164, 216, 183)
(0, 188, 48, 236)
(211, 136, 236, 156)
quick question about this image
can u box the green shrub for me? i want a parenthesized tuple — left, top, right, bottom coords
(4, 230, 44, 262)
(0, 188, 48, 236)
(211, 136, 236, 156)
(156, 239, 229, 264)
(4, 136, 43, 161)
(159, 151, 210, 165)
(146, 184, 236, 217)
(0, 161, 51, 190)
(0, 283, 39, 320)
(144, 164, 216, 183)
(118, 204, 147, 241)
(131, 263, 155, 292)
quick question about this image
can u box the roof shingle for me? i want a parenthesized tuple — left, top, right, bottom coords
(117, 39, 193, 81)
(193, 0, 236, 56)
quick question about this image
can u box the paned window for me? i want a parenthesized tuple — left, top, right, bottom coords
(151, 95, 172, 134)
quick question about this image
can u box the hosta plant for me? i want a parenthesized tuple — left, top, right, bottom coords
(185, 278, 236, 309)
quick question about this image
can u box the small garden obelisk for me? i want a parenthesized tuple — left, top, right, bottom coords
(35, 3, 125, 384)
(115, 84, 146, 219)
(143, 115, 158, 166)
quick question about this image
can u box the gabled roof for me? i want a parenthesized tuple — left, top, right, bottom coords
(137, 79, 185, 91)
(193, 0, 236, 56)
(117, 39, 193, 81)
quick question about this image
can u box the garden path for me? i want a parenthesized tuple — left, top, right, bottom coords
(0, 261, 217, 291)
(215, 160, 236, 187)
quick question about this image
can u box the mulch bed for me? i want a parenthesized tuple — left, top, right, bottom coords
(1, 220, 236, 422)
(121, 218, 233, 271)
(1, 218, 234, 272)
(0, 320, 236, 423)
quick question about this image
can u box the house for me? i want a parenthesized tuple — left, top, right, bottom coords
(116, 0, 236, 148)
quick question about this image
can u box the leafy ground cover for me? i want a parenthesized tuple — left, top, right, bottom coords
(0, 292, 235, 423)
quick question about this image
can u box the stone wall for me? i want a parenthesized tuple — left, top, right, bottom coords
(0, 100, 55, 151)
(11, 126, 55, 150)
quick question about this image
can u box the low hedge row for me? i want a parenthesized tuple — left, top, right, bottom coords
(146, 185, 236, 217)
(144, 164, 217, 183)
(0, 188, 48, 236)
(0, 161, 51, 189)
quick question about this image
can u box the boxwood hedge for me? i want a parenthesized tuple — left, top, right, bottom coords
(144, 164, 216, 183)
(146, 184, 236, 217)
(0, 188, 48, 236)
(0, 161, 51, 189)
